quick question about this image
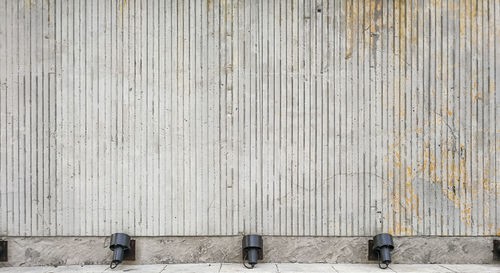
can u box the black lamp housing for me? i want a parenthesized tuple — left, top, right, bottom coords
(494, 240, 500, 260)
(372, 233, 394, 269)
(109, 233, 131, 269)
(242, 234, 263, 269)
(0, 240, 7, 262)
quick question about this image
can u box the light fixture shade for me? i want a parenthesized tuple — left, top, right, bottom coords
(242, 234, 263, 269)
(372, 233, 394, 269)
(494, 240, 500, 260)
(109, 233, 131, 269)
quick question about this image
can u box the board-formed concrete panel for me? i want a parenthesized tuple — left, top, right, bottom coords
(0, 0, 499, 237)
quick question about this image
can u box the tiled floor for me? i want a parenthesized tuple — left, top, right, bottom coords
(0, 263, 499, 273)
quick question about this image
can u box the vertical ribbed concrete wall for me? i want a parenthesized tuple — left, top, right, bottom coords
(0, 0, 499, 237)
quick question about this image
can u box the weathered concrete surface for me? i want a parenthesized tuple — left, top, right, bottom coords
(391, 236, 498, 264)
(1, 0, 500, 238)
(1, 264, 500, 273)
(0, 236, 499, 267)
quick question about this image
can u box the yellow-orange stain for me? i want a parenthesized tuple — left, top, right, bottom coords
(482, 178, 489, 190)
(394, 222, 401, 235)
(462, 207, 472, 226)
(394, 152, 401, 167)
(459, 0, 466, 36)
(343, 0, 385, 58)
(393, 193, 400, 214)
(345, 0, 356, 59)
(120, 0, 127, 26)
(387, 114, 493, 233)
(221, 0, 227, 22)
(396, 0, 407, 69)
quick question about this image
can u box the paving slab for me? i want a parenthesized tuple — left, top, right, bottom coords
(388, 264, 453, 273)
(220, 263, 277, 273)
(332, 263, 395, 273)
(439, 264, 500, 273)
(162, 263, 221, 273)
(102, 264, 167, 273)
(0, 266, 56, 273)
(45, 265, 109, 273)
(277, 263, 336, 272)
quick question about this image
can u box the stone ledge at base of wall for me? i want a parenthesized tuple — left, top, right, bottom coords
(0, 236, 499, 267)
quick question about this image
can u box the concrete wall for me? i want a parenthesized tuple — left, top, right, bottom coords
(2, 236, 500, 266)
(0, 0, 499, 237)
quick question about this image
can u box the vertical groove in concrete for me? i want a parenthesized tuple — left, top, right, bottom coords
(0, 0, 499, 236)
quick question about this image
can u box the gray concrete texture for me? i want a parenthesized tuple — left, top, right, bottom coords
(1, 264, 500, 273)
(0, 236, 499, 267)
(1, 0, 499, 238)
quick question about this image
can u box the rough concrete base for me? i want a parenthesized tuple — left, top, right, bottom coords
(4, 264, 500, 273)
(0, 236, 498, 267)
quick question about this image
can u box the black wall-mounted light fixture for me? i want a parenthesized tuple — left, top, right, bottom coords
(0, 240, 7, 262)
(242, 234, 263, 269)
(109, 233, 131, 269)
(372, 233, 394, 269)
(493, 240, 500, 261)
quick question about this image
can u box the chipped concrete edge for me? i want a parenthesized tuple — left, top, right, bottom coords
(0, 236, 499, 267)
